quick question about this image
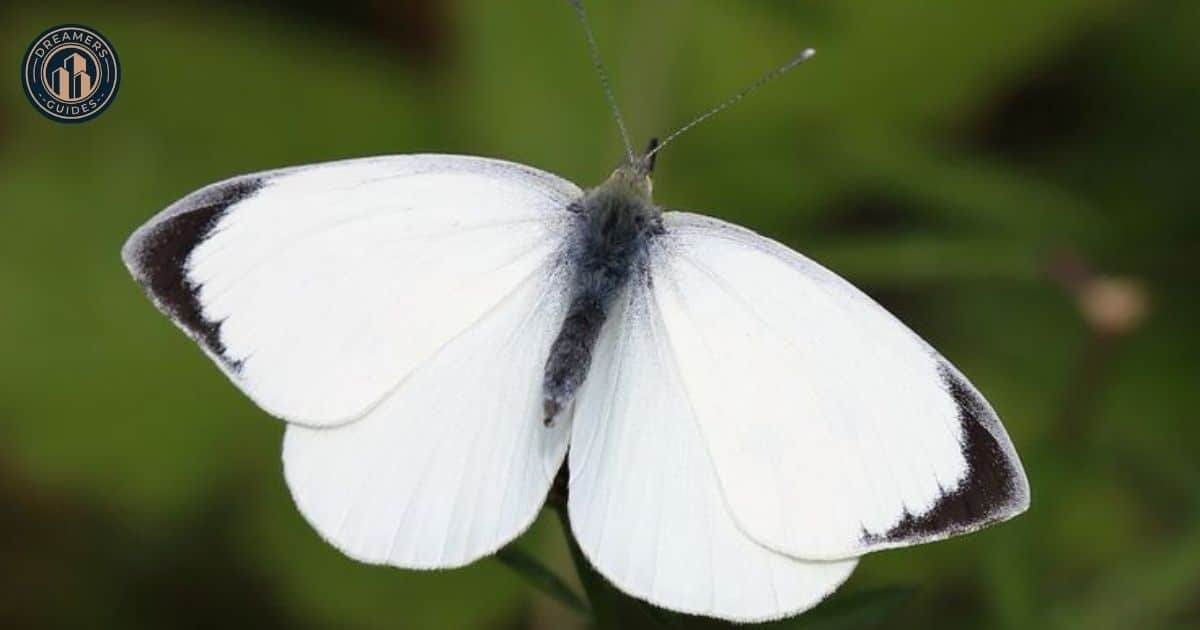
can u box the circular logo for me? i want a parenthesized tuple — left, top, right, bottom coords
(21, 24, 120, 123)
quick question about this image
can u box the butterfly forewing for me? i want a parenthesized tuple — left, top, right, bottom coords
(646, 212, 1029, 561)
(122, 155, 581, 427)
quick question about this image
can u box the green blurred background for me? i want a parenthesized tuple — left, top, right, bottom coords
(2, 0, 1196, 628)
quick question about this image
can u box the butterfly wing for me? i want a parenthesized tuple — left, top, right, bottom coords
(567, 279, 856, 622)
(122, 154, 580, 426)
(124, 154, 581, 568)
(283, 262, 573, 568)
(645, 212, 1030, 562)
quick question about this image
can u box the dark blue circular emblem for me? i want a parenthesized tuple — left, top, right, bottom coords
(21, 24, 120, 123)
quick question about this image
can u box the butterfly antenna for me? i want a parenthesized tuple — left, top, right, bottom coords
(646, 48, 816, 162)
(569, 0, 636, 163)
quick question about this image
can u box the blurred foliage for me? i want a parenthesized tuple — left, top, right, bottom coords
(1, 0, 1197, 628)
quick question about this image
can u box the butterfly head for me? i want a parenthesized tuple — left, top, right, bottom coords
(599, 137, 659, 205)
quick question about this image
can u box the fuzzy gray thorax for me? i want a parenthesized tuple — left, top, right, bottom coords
(541, 165, 663, 425)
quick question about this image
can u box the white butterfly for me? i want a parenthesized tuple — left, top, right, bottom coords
(122, 147, 1028, 621)
(121, 7, 1028, 622)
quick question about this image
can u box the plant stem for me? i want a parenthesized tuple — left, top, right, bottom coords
(495, 543, 591, 619)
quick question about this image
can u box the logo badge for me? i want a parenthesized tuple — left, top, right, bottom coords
(21, 24, 120, 123)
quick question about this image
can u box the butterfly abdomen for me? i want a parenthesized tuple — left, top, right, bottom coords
(542, 172, 661, 426)
(542, 292, 607, 424)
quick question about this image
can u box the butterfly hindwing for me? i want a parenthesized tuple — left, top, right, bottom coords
(283, 262, 573, 568)
(567, 274, 856, 623)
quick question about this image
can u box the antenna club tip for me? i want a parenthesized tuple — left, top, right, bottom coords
(802, 48, 816, 60)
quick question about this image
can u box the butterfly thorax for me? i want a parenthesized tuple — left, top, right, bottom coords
(541, 166, 662, 425)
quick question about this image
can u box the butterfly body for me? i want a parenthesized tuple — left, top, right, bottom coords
(543, 164, 662, 424)
(123, 152, 1028, 622)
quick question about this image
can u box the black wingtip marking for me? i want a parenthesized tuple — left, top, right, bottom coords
(126, 177, 264, 369)
(865, 363, 1025, 545)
